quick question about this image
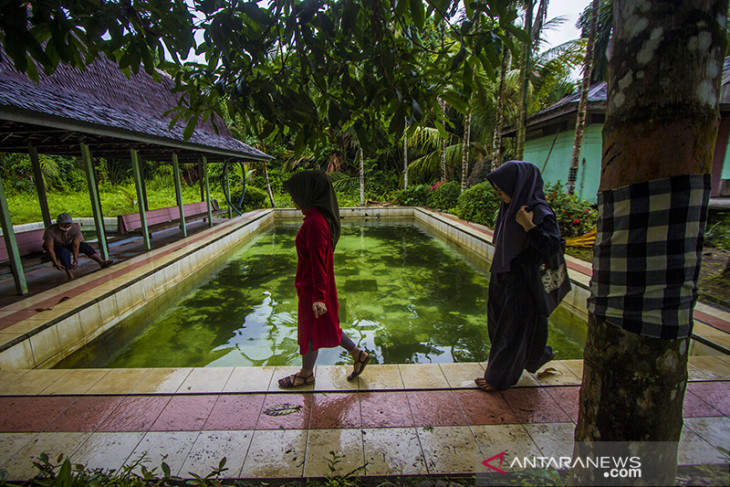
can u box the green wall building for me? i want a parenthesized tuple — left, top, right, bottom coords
(505, 72, 730, 207)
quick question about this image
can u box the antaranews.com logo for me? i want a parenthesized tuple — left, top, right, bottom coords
(483, 451, 642, 479)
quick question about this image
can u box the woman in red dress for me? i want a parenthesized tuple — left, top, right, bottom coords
(278, 170, 370, 388)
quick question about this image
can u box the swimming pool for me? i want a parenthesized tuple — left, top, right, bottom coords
(55, 218, 586, 368)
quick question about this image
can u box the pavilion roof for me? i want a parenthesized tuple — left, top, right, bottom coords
(0, 53, 271, 163)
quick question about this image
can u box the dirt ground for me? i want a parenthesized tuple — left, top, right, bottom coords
(568, 246, 730, 311)
(698, 247, 730, 311)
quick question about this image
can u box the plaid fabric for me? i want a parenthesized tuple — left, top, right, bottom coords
(587, 174, 711, 339)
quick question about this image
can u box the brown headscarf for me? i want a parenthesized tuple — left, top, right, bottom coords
(283, 170, 341, 249)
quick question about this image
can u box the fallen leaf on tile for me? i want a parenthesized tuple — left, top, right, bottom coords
(263, 403, 302, 416)
(35, 295, 71, 312)
(536, 367, 561, 378)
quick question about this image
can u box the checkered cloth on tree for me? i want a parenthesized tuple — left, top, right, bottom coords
(587, 174, 711, 339)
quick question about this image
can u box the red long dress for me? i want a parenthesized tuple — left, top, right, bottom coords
(294, 207, 342, 354)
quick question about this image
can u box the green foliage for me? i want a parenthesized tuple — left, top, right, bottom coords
(323, 451, 366, 487)
(176, 0, 519, 156)
(0, 451, 228, 487)
(6, 175, 231, 225)
(238, 186, 270, 211)
(0, 1, 195, 79)
(455, 181, 502, 226)
(364, 168, 400, 202)
(0, 154, 86, 193)
(428, 181, 461, 212)
(543, 181, 597, 239)
(705, 211, 730, 250)
(250, 167, 287, 197)
(394, 185, 431, 207)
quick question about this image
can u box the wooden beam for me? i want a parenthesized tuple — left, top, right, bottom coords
(0, 177, 28, 295)
(28, 143, 52, 228)
(80, 143, 109, 259)
(172, 153, 187, 238)
(131, 150, 151, 251)
(203, 157, 213, 227)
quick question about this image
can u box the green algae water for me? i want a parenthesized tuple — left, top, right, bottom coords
(56, 219, 585, 368)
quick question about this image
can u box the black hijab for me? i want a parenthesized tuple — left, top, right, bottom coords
(486, 160, 553, 273)
(283, 170, 341, 249)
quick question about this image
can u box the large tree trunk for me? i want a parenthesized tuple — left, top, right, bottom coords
(491, 43, 510, 171)
(572, 1, 727, 485)
(567, 0, 600, 195)
(515, 0, 533, 160)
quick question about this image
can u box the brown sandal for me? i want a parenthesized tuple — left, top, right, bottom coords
(347, 350, 370, 381)
(278, 372, 315, 388)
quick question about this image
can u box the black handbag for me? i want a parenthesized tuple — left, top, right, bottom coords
(528, 238, 572, 317)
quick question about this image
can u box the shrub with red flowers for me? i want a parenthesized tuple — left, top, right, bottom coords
(543, 181, 597, 238)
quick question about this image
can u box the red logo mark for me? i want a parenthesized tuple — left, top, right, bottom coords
(482, 451, 508, 474)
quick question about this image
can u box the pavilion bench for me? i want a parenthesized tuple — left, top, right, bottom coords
(0, 228, 55, 276)
(116, 201, 220, 236)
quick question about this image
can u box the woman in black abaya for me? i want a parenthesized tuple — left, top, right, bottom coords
(476, 161, 561, 392)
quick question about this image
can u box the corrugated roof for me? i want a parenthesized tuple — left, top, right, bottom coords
(0, 52, 271, 163)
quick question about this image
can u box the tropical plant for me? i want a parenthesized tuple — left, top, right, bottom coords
(238, 185, 270, 211)
(455, 181, 502, 226)
(429, 180, 461, 211)
(543, 181, 597, 238)
(394, 184, 431, 207)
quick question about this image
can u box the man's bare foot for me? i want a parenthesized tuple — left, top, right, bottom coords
(65, 269, 75, 280)
(475, 378, 498, 392)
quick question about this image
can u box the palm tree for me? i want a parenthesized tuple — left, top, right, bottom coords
(516, 0, 547, 158)
(567, 0, 601, 195)
(403, 119, 409, 189)
(461, 107, 471, 192)
(491, 43, 512, 170)
(438, 98, 449, 182)
(577, 0, 613, 83)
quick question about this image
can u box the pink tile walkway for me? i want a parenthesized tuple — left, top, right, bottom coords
(0, 383, 727, 435)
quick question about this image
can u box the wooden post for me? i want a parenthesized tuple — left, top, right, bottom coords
(131, 150, 151, 251)
(203, 157, 213, 227)
(80, 143, 109, 260)
(226, 160, 233, 219)
(0, 176, 28, 295)
(199, 161, 205, 202)
(28, 144, 52, 228)
(172, 153, 187, 237)
(140, 161, 149, 211)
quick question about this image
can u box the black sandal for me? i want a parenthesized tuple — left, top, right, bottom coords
(278, 372, 315, 388)
(347, 350, 370, 381)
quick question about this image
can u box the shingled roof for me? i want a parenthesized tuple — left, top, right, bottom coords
(501, 82, 608, 138)
(0, 52, 271, 163)
(504, 56, 730, 139)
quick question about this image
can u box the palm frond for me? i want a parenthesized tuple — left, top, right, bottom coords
(330, 171, 359, 192)
(407, 143, 463, 180)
